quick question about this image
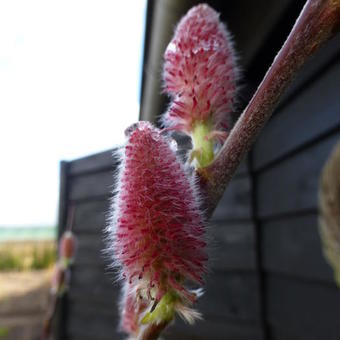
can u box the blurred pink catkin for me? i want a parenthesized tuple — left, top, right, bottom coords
(59, 230, 76, 264)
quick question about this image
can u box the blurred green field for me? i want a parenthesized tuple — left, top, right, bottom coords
(0, 231, 57, 338)
(0, 240, 56, 271)
(0, 226, 56, 242)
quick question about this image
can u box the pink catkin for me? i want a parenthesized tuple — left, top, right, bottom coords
(120, 283, 139, 334)
(59, 231, 76, 262)
(112, 122, 207, 303)
(51, 263, 65, 294)
(163, 4, 238, 134)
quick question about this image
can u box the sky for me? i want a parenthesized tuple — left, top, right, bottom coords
(0, 0, 147, 227)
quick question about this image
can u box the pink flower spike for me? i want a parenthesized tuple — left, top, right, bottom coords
(163, 4, 238, 135)
(59, 230, 76, 266)
(50, 262, 69, 296)
(119, 282, 145, 336)
(110, 121, 207, 332)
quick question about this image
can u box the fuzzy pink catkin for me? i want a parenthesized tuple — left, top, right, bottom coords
(163, 4, 238, 134)
(120, 282, 139, 334)
(59, 230, 76, 264)
(111, 121, 207, 303)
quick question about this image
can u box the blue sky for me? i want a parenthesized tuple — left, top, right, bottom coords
(0, 0, 147, 226)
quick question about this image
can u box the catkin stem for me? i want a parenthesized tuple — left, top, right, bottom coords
(192, 121, 214, 168)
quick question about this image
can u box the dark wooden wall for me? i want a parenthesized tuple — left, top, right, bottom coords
(56, 151, 120, 340)
(250, 33, 340, 340)
(56, 4, 340, 340)
(56, 145, 263, 340)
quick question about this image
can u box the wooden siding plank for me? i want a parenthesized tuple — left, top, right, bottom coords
(265, 275, 340, 340)
(69, 270, 260, 323)
(68, 289, 119, 311)
(73, 220, 256, 271)
(68, 297, 263, 340)
(67, 303, 120, 340)
(68, 301, 118, 321)
(55, 161, 70, 340)
(68, 311, 263, 340)
(279, 34, 340, 105)
(72, 270, 260, 320)
(57, 161, 70, 238)
(198, 273, 261, 322)
(69, 265, 119, 307)
(68, 143, 248, 178)
(212, 176, 252, 222)
(253, 57, 340, 170)
(168, 319, 263, 340)
(72, 234, 109, 267)
(261, 213, 334, 282)
(235, 156, 249, 177)
(209, 221, 256, 271)
(268, 325, 310, 340)
(257, 132, 340, 218)
(67, 332, 116, 340)
(70, 265, 117, 292)
(69, 170, 251, 218)
(69, 149, 119, 176)
(73, 199, 109, 234)
(69, 171, 114, 201)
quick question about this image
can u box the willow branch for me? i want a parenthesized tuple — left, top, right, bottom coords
(199, 0, 340, 217)
(141, 1, 339, 339)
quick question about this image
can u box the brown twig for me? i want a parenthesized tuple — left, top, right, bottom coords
(41, 293, 58, 340)
(199, 0, 340, 217)
(41, 205, 76, 340)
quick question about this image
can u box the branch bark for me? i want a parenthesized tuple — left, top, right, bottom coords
(199, 0, 340, 217)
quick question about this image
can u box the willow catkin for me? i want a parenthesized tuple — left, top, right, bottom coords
(163, 4, 238, 137)
(109, 122, 207, 336)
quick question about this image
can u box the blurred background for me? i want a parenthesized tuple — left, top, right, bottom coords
(0, 0, 146, 339)
(1, 0, 340, 340)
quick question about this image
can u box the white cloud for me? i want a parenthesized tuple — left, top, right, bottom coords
(0, 0, 146, 226)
